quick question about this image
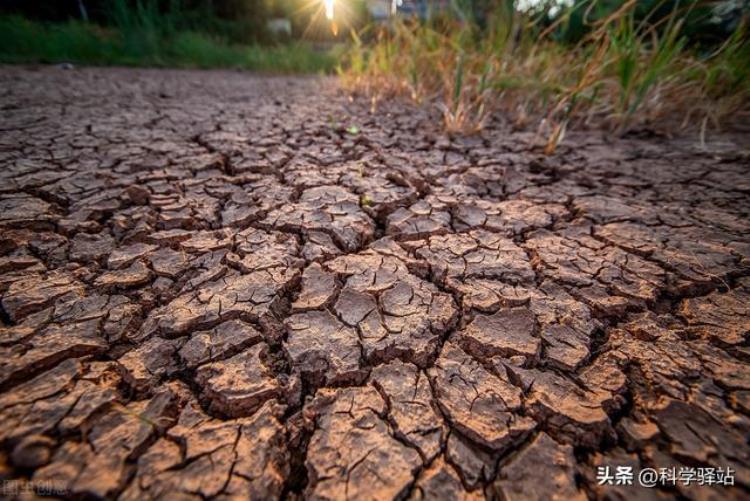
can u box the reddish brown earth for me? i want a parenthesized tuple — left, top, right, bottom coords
(0, 66, 748, 500)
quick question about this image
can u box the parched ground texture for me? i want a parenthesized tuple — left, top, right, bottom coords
(0, 66, 749, 500)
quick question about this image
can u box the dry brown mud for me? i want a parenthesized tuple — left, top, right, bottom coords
(0, 66, 748, 500)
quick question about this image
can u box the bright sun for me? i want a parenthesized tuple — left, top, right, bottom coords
(324, 0, 334, 20)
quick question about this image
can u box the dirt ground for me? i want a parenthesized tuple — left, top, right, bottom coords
(0, 66, 748, 500)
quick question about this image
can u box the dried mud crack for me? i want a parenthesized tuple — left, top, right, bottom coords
(0, 66, 748, 500)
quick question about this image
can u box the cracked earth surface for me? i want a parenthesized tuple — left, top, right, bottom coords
(0, 66, 749, 500)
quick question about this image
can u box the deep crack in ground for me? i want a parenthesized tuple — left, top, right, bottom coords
(0, 66, 748, 500)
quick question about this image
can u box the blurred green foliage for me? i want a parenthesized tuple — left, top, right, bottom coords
(0, 0, 372, 44)
(0, 0, 359, 70)
(466, 0, 748, 47)
(0, 14, 342, 72)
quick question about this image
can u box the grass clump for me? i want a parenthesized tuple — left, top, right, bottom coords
(0, 15, 339, 74)
(340, 0, 750, 151)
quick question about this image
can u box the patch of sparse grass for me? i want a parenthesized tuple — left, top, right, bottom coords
(0, 15, 339, 74)
(340, 1, 750, 151)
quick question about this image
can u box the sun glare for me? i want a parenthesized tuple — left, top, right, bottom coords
(324, 0, 334, 20)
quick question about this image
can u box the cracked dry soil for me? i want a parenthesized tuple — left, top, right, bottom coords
(0, 66, 748, 500)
